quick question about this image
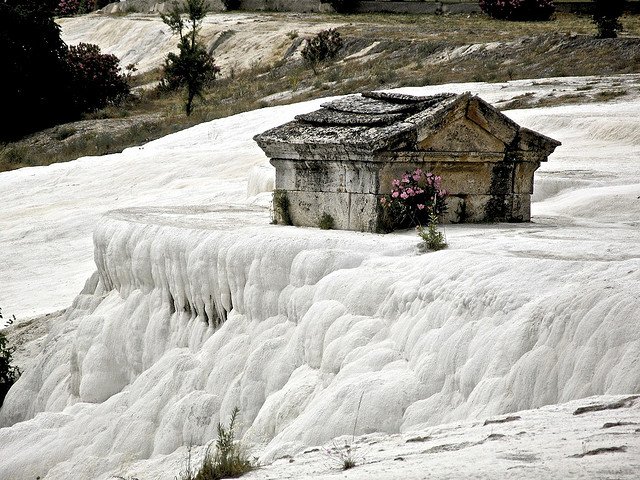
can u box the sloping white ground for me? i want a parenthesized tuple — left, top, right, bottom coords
(242, 395, 640, 480)
(58, 13, 342, 75)
(0, 78, 639, 479)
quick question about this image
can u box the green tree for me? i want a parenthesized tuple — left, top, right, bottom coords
(222, 0, 241, 10)
(0, 0, 72, 139)
(325, 0, 360, 13)
(0, 0, 130, 140)
(161, 0, 221, 116)
(593, 0, 625, 38)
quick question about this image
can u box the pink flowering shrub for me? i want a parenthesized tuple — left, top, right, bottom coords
(380, 168, 448, 230)
(55, 0, 81, 16)
(479, 0, 555, 21)
(66, 43, 130, 113)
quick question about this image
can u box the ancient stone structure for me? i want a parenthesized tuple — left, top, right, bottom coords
(254, 92, 560, 232)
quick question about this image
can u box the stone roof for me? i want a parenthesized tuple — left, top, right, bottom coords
(254, 92, 560, 160)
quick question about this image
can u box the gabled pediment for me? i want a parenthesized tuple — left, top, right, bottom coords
(254, 91, 561, 160)
(408, 94, 520, 153)
(418, 116, 507, 153)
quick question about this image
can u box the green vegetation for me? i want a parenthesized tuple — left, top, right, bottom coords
(161, 0, 221, 116)
(325, 392, 364, 470)
(1, 0, 72, 139)
(301, 28, 343, 74)
(417, 213, 448, 252)
(318, 213, 335, 230)
(222, 0, 241, 10)
(380, 169, 448, 231)
(55, 0, 112, 16)
(342, 455, 356, 470)
(593, 0, 625, 38)
(0, 309, 20, 408)
(0, 0, 130, 141)
(327, 0, 360, 14)
(195, 408, 253, 480)
(326, 442, 358, 470)
(273, 189, 292, 225)
(67, 43, 131, 113)
(479, 0, 555, 21)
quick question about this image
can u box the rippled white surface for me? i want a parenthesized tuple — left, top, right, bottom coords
(0, 80, 639, 480)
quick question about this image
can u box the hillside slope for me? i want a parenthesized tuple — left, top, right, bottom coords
(4, 12, 640, 172)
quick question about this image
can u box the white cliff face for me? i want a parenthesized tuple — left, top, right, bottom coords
(58, 13, 344, 76)
(0, 80, 639, 479)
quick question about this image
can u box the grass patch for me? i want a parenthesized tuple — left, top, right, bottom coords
(595, 89, 628, 100)
(272, 189, 292, 225)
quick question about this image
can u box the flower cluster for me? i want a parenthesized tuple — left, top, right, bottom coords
(479, 0, 555, 21)
(66, 43, 130, 113)
(55, 0, 81, 16)
(380, 168, 448, 230)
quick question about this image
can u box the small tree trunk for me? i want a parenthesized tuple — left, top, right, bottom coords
(186, 88, 195, 116)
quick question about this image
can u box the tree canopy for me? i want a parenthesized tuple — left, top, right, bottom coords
(593, 0, 626, 38)
(161, 0, 220, 116)
(0, 0, 130, 140)
(0, 0, 72, 139)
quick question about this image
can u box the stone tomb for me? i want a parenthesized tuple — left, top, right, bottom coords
(254, 92, 560, 232)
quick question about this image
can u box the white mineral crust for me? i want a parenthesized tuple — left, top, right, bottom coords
(0, 79, 639, 479)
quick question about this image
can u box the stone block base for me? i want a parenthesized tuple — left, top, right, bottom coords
(278, 190, 380, 232)
(275, 190, 531, 233)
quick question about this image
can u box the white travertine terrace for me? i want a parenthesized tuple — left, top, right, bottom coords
(1, 79, 639, 479)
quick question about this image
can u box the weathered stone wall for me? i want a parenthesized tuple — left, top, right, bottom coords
(258, 92, 560, 233)
(272, 151, 539, 231)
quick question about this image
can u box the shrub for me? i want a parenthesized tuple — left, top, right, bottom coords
(326, 0, 359, 13)
(1, 0, 131, 139)
(0, 145, 30, 168)
(379, 168, 448, 231)
(301, 28, 343, 74)
(417, 213, 447, 251)
(55, 0, 81, 16)
(324, 392, 364, 470)
(479, 0, 555, 21)
(55, 0, 111, 17)
(326, 442, 358, 470)
(593, 0, 625, 38)
(222, 0, 241, 10)
(195, 407, 253, 480)
(66, 43, 130, 114)
(0, 312, 20, 407)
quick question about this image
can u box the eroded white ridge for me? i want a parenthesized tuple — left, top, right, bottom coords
(2, 211, 639, 478)
(1, 82, 640, 479)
